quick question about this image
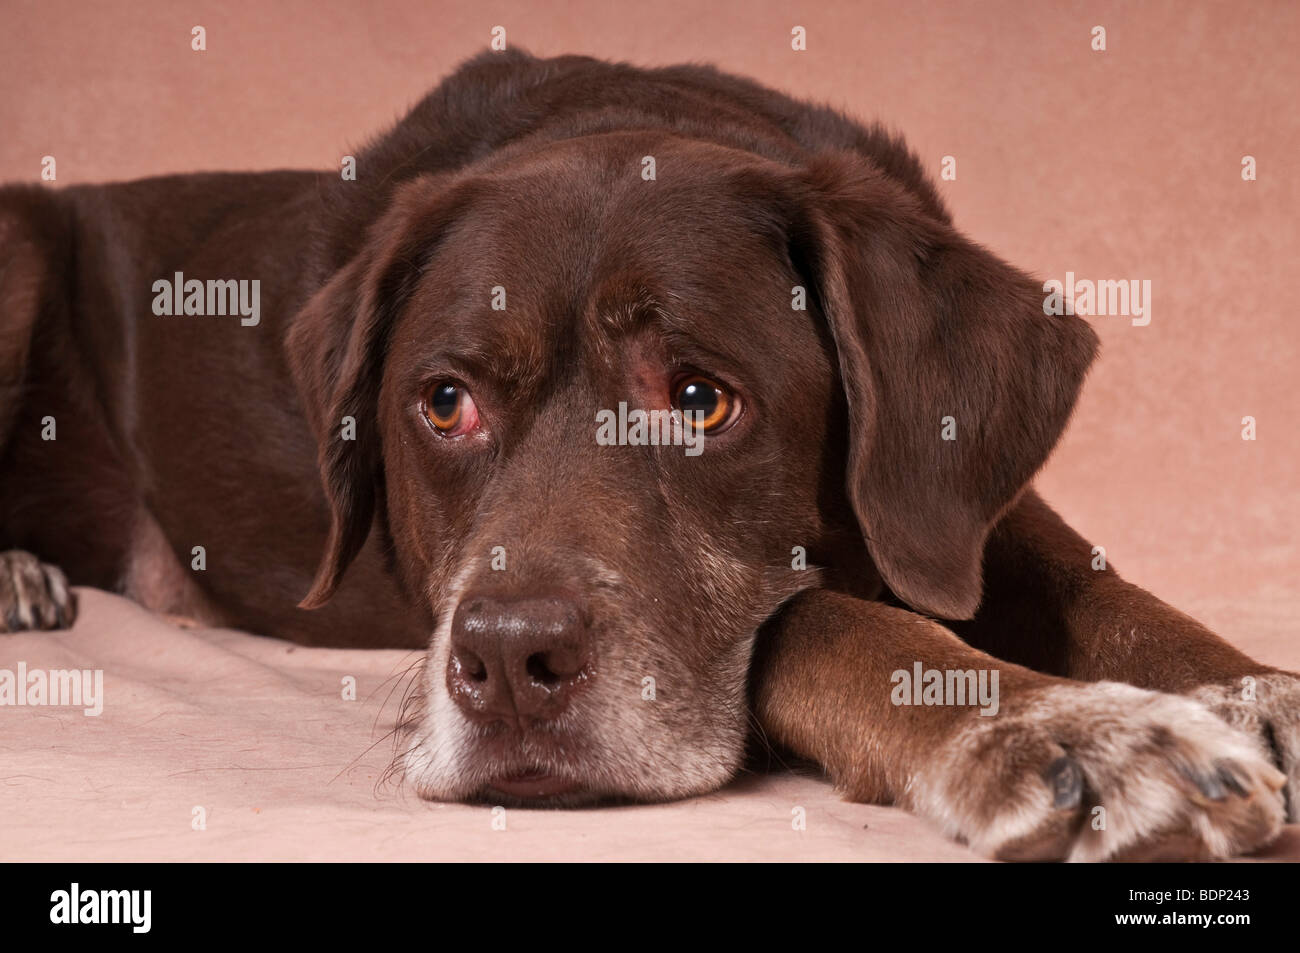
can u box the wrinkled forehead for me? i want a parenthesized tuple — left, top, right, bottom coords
(392, 141, 806, 389)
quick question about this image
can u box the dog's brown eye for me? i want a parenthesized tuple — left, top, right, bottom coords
(673, 376, 733, 432)
(424, 383, 479, 435)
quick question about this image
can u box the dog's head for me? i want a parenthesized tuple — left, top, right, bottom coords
(287, 131, 1097, 804)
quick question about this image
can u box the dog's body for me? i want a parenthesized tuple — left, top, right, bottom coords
(2, 50, 1297, 860)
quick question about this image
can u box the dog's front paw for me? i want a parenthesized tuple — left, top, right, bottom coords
(1194, 673, 1300, 822)
(0, 549, 77, 632)
(908, 681, 1285, 861)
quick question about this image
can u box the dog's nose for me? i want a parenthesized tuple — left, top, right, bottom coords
(447, 594, 591, 726)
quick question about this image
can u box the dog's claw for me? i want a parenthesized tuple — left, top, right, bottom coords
(1216, 760, 1249, 798)
(1043, 756, 1084, 809)
(1181, 763, 1228, 801)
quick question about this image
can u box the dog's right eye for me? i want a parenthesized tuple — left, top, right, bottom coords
(424, 383, 479, 436)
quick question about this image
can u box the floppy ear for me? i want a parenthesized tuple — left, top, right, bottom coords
(287, 173, 466, 609)
(794, 153, 1098, 619)
(0, 186, 71, 449)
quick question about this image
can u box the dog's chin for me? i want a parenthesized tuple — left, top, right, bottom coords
(470, 780, 618, 809)
(460, 771, 732, 808)
(411, 754, 742, 807)
(405, 730, 745, 807)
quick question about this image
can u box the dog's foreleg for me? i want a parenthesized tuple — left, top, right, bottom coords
(961, 488, 1300, 818)
(752, 589, 1285, 860)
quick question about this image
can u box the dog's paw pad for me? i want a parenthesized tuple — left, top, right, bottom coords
(0, 550, 77, 632)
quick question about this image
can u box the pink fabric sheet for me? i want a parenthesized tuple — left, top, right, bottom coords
(3, 588, 1298, 862)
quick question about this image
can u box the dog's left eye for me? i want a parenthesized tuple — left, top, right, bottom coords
(673, 375, 736, 433)
(424, 382, 480, 436)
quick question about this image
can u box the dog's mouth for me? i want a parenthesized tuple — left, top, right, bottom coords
(482, 766, 585, 802)
(412, 725, 741, 807)
(459, 731, 609, 806)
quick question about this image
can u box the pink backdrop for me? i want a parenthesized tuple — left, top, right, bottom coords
(4, 0, 1294, 648)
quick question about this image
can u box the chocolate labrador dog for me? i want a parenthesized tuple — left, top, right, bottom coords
(2, 50, 1296, 861)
